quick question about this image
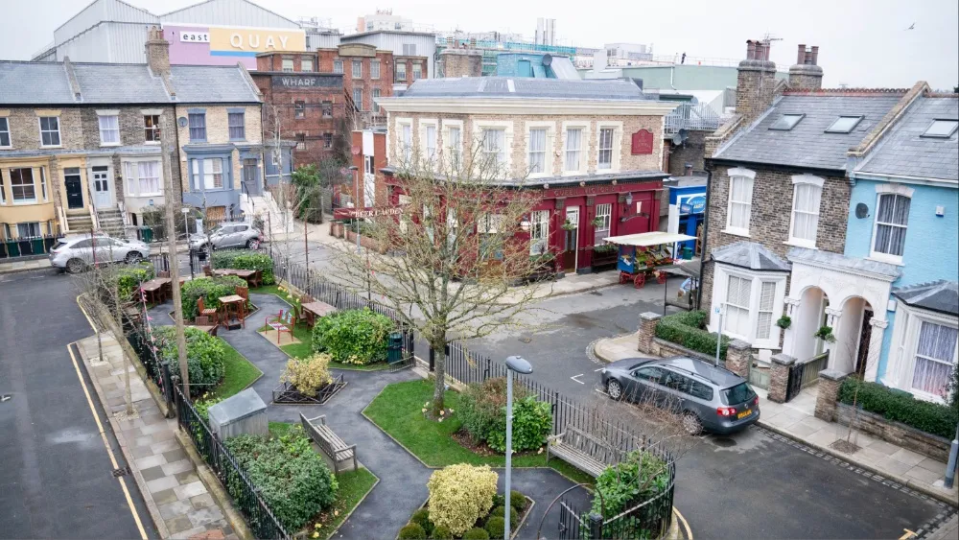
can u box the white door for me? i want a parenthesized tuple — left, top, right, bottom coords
(92, 166, 111, 208)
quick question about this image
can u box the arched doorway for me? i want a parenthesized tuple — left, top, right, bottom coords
(833, 296, 874, 376)
(792, 286, 828, 364)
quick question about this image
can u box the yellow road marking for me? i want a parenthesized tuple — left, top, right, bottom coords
(674, 507, 693, 540)
(899, 529, 916, 540)
(76, 295, 98, 334)
(67, 343, 148, 540)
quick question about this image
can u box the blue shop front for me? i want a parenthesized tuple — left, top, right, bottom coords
(667, 184, 706, 259)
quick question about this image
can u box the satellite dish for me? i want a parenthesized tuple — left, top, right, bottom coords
(542, 54, 553, 66)
(855, 202, 869, 219)
(671, 129, 688, 145)
(177, 117, 188, 128)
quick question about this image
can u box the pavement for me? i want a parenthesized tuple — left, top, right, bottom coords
(0, 256, 51, 274)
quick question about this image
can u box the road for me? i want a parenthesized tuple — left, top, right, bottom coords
(0, 269, 156, 539)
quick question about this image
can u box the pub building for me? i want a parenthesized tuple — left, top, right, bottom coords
(375, 77, 679, 273)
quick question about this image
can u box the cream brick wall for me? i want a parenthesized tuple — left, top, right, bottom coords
(0, 108, 84, 151)
(174, 105, 263, 191)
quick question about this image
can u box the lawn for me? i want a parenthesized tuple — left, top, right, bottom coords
(364, 379, 595, 485)
(212, 340, 262, 399)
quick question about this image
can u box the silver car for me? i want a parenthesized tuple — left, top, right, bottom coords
(50, 235, 151, 273)
(189, 222, 261, 252)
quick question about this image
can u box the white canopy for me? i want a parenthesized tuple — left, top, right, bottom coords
(604, 231, 697, 247)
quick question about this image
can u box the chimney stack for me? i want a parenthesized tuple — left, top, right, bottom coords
(736, 39, 778, 124)
(788, 44, 823, 90)
(440, 48, 483, 78)
(145, 26, 170, 77)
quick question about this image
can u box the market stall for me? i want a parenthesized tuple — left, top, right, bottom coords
(604, 231, 697, 289)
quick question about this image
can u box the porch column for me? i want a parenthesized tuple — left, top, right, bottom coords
(725, 339, 751, 378)
(862, 318, 888, 382)
(783, 297, 800, 316)
(780, 297, 801, 357)
(824, 307, 842, 327)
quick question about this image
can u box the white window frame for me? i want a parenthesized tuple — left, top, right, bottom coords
(137, 160, 162, 196)
(886, 301, 958, 403)
(596, 121, 623, 172)
(38, 116, 61, 148)
(443, 120, 463, 168)
(787, 174, 824, 248)
(371, 60, 381, 80)
(191, 158, 225, 191)
(710, 264, 786, 348)
(372, 88, 381, 113)
(17, 222, 41, 238)
(300, 56, 313, 72)
(525, 121, 554, 178)
(353, 89, 363, 111)
(143, 114, 161, 144)
(593, 203, 612, 245)
(561, 121, 589, 175)
(723, 167, 756, 237)
(412, 63, 423, 80)
(333, 58, 343, 74)
(281, 56, 294, 72)
(529, 210, 550, 255)
(39, 167, 47, 202)
(9, 167, 37, 204)
(0, 116, 12, 148)
(395, 118, 413, 163)
(870, 183, 914, 265)
(98, 113, 121, 146)
(396, 62, 407, 81)
(474, 120, 513, 176)
(419, 119, 438, 162)
(352, 60, 363, 78)
(0, 171, 5, 204)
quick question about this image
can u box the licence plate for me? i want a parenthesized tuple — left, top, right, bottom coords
(737, 409, 752, 419)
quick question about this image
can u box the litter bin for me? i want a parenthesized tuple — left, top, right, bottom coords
(141, 226, 154, 244)
(387, 331, 403, 364)
(5, 239, 20, 257)
(31, 237, 45, 254)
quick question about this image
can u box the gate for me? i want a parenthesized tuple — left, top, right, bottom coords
(538, 485, 597, 540)
(785, 361, 805, 402)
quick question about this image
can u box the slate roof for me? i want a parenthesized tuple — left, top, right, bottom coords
(398, 77, 653, 101)
(168, 66, 260, 103)
(714, 94, 904, 171)
(856, 96, 959, 181)
(71, 63, 170, 104)
(893, 280, 959, 316)
(711, 241, 791, 272)
(0, 62, 74, 105)
(787, 247, 901, 279)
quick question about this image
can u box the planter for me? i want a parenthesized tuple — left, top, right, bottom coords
(836, 403, 952, 462)
(591, 248, 618, 269)
(401, 493, 534, 540)
(344, 230, 387, 253)
(271, 375, 347, 405)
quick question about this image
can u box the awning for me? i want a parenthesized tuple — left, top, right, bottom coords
(604, 232, 697, 247)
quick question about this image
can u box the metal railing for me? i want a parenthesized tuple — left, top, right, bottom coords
(665, 103, 722, 134)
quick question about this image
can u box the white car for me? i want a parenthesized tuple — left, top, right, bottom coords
(50, 235, 151, 273)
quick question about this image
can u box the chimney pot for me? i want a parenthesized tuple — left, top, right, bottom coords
(810, 46, 819, 65)
(746, 40, 756, 60)
(797, 44, 806, 64)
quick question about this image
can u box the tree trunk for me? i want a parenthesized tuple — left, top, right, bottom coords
(431, 337, 447, 415)
(163, 151, 189, 398)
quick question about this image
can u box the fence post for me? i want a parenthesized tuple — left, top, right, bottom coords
(485, 357, 491, 381)
(589, 512, 604, 539)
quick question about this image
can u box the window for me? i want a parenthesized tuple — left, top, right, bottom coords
(402, 44, 417, 56)
(564, 128, 582, 171)
(333, 59, 343, 73)
(295, 101, 306, 119)
(425, 124, 437, 160)
(789, 177, 823, 246)
(598, 127, 614, 169)
(412, 63, 422, 80)
(371, 60, 381, 79)
(769, 114, 804, 131)
(478, 214, 504, 234)
(301, 56, 313, 72)
(39, 116, 60, 146)
(825, 115, 864, 134)
(295, 133, 306, 151)
(365, 154, 374, 175)
(688, 380, 714, 401)
(922, 119, 959, 139)
(662, 371, 691, 393)
(725, 275, 752, 337)
(228, 112, 245, 140)
(0, 117, 10, 147)
(352, 60, 363, 78)
(528, 128, 546, 174)
(634, 366, 666, 384)
(323, 133, 333, 148)
(396, 62, 407, 81)
(394, 22, 402, 30)
(372, 88, 381, 113)
(39, 168, 47, 201)
(281, 56, 294, 72)
(10, 168, 36, 202)
(482, 129, 506, 166)
(0, 178, 4, 204)
(98, 115, 120, 145)
(755, 281, 776, 340)
(911, 321, 958, 398)
(137, 161, 160, 195)
(17, 222, 41, 238)
(593, 203, 611, 245)
(722, 383, 756, 405)
(401, 124, 412, 161)
(530, 210, 550, 255)
(446, 126, 461, 166)
(873, 193, 910, 258)
(144, 115, 161, 142)
(321, 101, 333, 118)
(193, 158, 223, 190)
(188, 113, 206, 141)
(353, 89, 363, 111)
(726, 171, 754, 234)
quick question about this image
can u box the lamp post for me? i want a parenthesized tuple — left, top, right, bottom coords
(504, 355, 533, 540)
(714, 304, 725, 367)
(945, 422, 958, 489)
(349, 165, 360, 254)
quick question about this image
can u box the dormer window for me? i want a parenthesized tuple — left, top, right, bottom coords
(769, 114, 804, 131)
(921, 119, 958, 139)
(825, 115, 864, 133)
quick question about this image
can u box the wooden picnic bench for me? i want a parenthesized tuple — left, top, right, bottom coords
(300, 413, 357, 473)
(546, 425, 626, 477)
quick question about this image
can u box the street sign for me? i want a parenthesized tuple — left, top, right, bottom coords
(333, 206, 404, 220)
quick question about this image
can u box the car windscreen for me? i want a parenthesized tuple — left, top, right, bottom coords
(51, 240, 69, 251)
(721, 382, 756, 405)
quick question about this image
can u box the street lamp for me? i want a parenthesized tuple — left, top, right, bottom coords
(349, 165, 360, 254)
(504, 355, 533, 540)
(181, 207, 190, 237)
(945, 423, 958, 489)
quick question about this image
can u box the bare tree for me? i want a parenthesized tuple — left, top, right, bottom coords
(329, 141, 554, 415)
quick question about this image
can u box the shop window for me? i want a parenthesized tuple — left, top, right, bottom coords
(593, 203, 611, 245)
(144, 115, 161, 142)
(528, 128, 546, 174)
(725, 168, 755, 235)
(530, 210, 549, 255)
(0, 117, 10, 147)
(911, 321, 958, 398)
(872, 193, 910, 261)
(188, 112, 206, 142)
(789, 175, 823, 247)
(598, 128, 614, 170)
(228, 112, 245, 140)
(10, 168, 36, 203)
(39, 116, 60, 147)
(564, 128, 582, 171)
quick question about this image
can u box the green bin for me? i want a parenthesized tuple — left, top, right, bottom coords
(31, 238, 45, 254)
(6, 239, 20, 257)
(387, 331, 403, 364)
(141, 227, 154, 243)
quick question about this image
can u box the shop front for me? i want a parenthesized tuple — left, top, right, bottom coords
(667, 184, 706, 259)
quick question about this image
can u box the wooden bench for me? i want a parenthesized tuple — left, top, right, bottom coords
(546, 426, 626, 477)
(300, 413, 357, 473)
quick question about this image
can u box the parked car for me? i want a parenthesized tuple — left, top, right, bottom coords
(50, 235, 151, 273)
(189, 222, 261, 252)
(601, 356, 760, 435)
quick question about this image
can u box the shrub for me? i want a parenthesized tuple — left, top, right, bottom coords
(410, 508, 432, 534)
(655, 310, 730, 361)
(838, 378, 959, 439)
(194, 394, 224, 422)
(224, 425, 338, 532)
(486, 396, 551, 453)
(485, 517, 506, 539)
(180, 276, 248, 319)
(509, 490, 527, 512)
(152, 326, 226, 397)
(461, 378, 551, 453)
(280, 353, 333, 396)
(431, 524, 453, 540)
(427, 464, 498, 536)
(103, 263, 155, 301)
(311, 308, 394, 365)
(490, 505, 517, 528)
(463, 528, 490, 540)
(211, 250, 275, 285)
(592, 451, 670, 519)
(398, 524, 426, 540)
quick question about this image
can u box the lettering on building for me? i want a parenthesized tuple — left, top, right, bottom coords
(631, 129, 654, 155)
(272, 75, 341, 88)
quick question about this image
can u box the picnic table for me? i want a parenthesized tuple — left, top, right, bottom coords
(140, 278, 171, 304)
(213, 268, 257, 286)
(301, 301, 337, 327)
(218, 294, 246, 329)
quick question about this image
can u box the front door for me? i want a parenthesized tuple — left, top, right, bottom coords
(562, 207, 579, 272)
(855, 309, 874, 376)
(92, 166, 111, 208)
(65, 174, 83, 209)
(242, 159, 261, 196)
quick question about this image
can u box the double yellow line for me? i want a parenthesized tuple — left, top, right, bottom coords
(674, 507, 693, 539)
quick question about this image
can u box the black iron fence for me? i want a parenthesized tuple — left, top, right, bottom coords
(0, 234, 62, 259)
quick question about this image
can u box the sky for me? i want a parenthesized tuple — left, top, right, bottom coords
(1, 0, 957, 89)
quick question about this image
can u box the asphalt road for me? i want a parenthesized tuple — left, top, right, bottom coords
(0, 269, 156, 539)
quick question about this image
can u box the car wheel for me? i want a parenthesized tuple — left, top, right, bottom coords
(246, 238, 260, 250)
(125, 251, 142, 263)
(606, 379, 623, 400)
(67, 258, 87, 274)
(682, 412, 703, 436)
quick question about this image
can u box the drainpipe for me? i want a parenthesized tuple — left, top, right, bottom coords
(695, 167, 712, 311)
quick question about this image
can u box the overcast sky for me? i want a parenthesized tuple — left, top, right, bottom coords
(1, 0, 956, 89)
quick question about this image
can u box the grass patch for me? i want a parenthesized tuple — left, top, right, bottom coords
(251, 284, 282, 296)
(364, 379, 595, 485)
(315, 468, 378, 540)
(269, 421, 294, 438)
(212, 340, 262, 399)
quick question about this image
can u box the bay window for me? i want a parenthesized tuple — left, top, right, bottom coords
(712, 264, 786, 346)
(725, 275, 752, 337)
(10, 168, 36, 203)
(789, 175, 823, 247)
(124, 161, 162, 196)
(725, 168, 755, 235)
(911, 321, 958, 398)
(192, 158, 224, 190)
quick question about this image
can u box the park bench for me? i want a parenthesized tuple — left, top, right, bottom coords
(300, 413, 357, 473)
(546, 426, 626, 477)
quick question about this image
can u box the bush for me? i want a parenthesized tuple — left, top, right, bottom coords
(224, 425, 337, 532)
(431, 524, 453, 540)
(509, 490, 527, 512)
(490, 505, 517, 528)
(410, 508, 432, 535)
(311, 308, 394, 365)
(655, 310, 730, 361)
(398, 524, 426, 540)
(427, 464, 498, 536)
(210, 250, 275, 285)
(460, 378, 551, 453)
(153, 327, 226, 397)
(838, 378, 959, 439)
(280, 353, 333, 397)
(103, 263, 155, 301)
(463, 528, 490, 540)
(485, 517, 506, 539)
(592, 451, 670, 519)
(180, 276, 248, 319)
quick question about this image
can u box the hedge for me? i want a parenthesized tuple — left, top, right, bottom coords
(180, 276, 248, 319)
(153, 326, 226, 397)
(838, 378, 959, 439)
(103, 262, 155, 301)
(654, 310, 729, 361)
(210, 250, 275, 285)
(311, 308, 394, 365)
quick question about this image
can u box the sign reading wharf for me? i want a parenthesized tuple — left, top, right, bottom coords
(272, 75, 341, 88)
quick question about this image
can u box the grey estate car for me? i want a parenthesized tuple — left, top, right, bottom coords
(189, 222, 261, 252)
(601, 357, 760, 435)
